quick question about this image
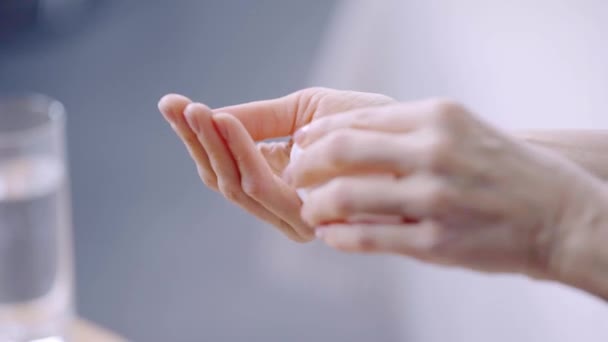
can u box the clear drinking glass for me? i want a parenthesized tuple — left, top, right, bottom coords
(0, 94, 74, 341)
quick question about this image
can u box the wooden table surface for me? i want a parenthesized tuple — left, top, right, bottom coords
(69, 320, 125, 341)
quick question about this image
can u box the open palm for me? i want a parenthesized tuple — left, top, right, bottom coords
(158, 88, 394, 241)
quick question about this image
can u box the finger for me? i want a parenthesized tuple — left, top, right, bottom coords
(293, 99, 445, 148)
(183, 104, 301, 240)
(285, 129, 425, 188)
(185, 103, 239, 185)
(301, 174, 442, 226)
(213, 113, 314, 241)
(158, 94, 217, 188)
(213, 95, 298, 141)
(158, 93, 190, 123)
(316, 221, 442, 259)
(214, 88, 395, 141)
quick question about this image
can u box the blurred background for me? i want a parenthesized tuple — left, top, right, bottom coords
(3, 1, 608, 341)
(0, 1, 370, 341)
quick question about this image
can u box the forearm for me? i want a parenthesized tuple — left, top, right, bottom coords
(557, 190, 608, 301)
(518, 130, 608, 298)
(516, 130, 608, 181)
(544, 170, 608, 301)
(577, 233, 608, 301)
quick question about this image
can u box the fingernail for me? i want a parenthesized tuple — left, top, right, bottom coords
(315, 228, 326, 239)
(157, 96, 173, 122)
(293, 125, 309, 144)
(212, 115, 229, 140)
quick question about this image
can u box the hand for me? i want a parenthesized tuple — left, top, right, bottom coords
(284, 98, 608, 282)
(158, 88, 395, 242)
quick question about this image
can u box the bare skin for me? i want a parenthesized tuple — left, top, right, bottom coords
(159, 87, 608, 300)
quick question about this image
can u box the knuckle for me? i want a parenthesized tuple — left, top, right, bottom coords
(200, 175, 217, 189)
(350, 230, 377, 252)
(328, 179, 354, 215)
(424, 134, 452, 171)
(329, 130, 353, 148)
(183, 132, 200, 146)
(418, 227, 444, 255)
(429, 98, 467, 123)
(296, 229, 316, 243)
(426, 182, 452, 214)
(325, 131, 352, 162)
(241, 179, 264, 198)
(351, 109, 375, 128)
(279, 222, 311, 243)
(197, 167, 217, 189)
(293, 87, 333, 115)
(298, 87, 332, 98)
(219, 182, 243, 202)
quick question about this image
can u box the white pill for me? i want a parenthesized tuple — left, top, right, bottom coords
(289, 143, 308, 200)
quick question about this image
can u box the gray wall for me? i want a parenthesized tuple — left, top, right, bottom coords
(0, 1, 356, 340)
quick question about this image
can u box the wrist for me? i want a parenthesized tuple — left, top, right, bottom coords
(547, 177, 608, 300)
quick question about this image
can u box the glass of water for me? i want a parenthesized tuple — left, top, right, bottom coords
(0, 94, 74, 341)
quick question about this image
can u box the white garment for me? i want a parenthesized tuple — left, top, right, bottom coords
(259, 1, 608, 341)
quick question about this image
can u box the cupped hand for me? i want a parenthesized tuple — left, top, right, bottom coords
(284, 99, 608, 280)
(158, 88, 395, 242)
